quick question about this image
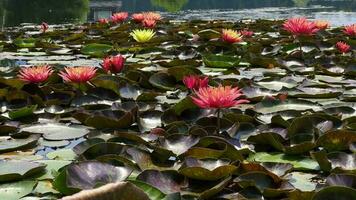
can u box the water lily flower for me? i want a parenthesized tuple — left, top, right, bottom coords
(221, 29, 243, 44)
(41, 22, 49, 33)
(111, 12, 128, 23)
(130, 29, 156, 43)
(132, 13, 145, 23)
(183, 75, 209, 90)
(142, 12, 162, 21)
(59, 66, 97, 83)
(315, 20, 330, 30)
(343, 24, 356, 37)
(191, 85, 249, 133)
(240, 30, 254, 37)
(98, 18, 109, 24)
(336, 41, 351, 53)
(102, 55, 125, 74)
(142, 19, 157, 28)
(283, 17, 319, 37)
(18, 65, 53, 84)
(191, 85, 249, 109)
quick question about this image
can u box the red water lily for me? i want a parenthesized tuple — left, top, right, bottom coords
(221, 29, 243, 44)
(191, 85, 249, 109)
(18, 65, 53, 84)
(344, 24, 356, 37)
(102, 55, 125, 74)
(142, 19, 157, 28)
(41, 22, 49, 33)
(132, 13, 145, 23)
(59, 66, 97, 83)
(98, 18, 109, 24)
(183, 75, 209, 90)
(283, 17, 319, 37)
(142, 12, 161, 21)
(240, 30, 254, 37)
(111, 12, 128, 23)
(336, 41, 351, 53)
(315, 20, 330, 30)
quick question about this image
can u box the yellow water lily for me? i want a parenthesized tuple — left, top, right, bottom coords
(130, 29, 156, 43)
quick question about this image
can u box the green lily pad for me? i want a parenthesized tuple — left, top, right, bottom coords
(312, 186, 356, 200)
(20, 123, 89, 141)
(0, 134, 40, 153)
(53, 161, 132, 195)
(137, 170, 185, 194)
(0, 160, 46, 182)
(248, 152, 319, 170)
(8, 105, 37, 120)
(0, 180, 37, 200)
(179, 157, 237, 181)
(316, 130, 356, 151)
(203, 54, 241, 68)
(81, 43, 113, 57)
(47, 149, 77, 161)
(14, 38, 37, 48)
(130, 180, 166, 200)
(149, 72, 177, 91)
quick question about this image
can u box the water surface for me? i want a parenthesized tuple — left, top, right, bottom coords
(0, 0, 355, 27)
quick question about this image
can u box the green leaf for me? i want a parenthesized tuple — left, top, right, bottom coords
(0, 180, 37, 200)
(9, 105, 37, 120)
(130, 180, 166, 200)
(203, 54, 240, 68)
(81, 43, 113, 57)
(14, 38, 37, 48)
(248, 152, 319, 171)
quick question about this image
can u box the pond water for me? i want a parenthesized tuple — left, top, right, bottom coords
(0, 0, 355, 27)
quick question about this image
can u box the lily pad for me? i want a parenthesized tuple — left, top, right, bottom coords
(53, 161, 132, 195)
(0, 160, 46, 182)
(21, 123, 89, 141)
(179, 157, 237, 181)
(203, 54, 241, 68)
(137, 170, 185, 194)
(0, 180, 37, 200)
(0, 134, 40, 153)
(248, 152, 319, 170)
(14, 38, 37, 48)
(81, 43, 113, 57)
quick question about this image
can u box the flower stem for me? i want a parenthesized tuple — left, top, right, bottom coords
(217, 108, 221, 134)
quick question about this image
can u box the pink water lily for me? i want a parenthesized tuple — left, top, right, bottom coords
(191, 85, 249, 109)
(183, 75, 209, 90)
(336, 41, 351, 53)
(283, 17, 319, 37)
(221, 29, 243, 44)
(102, 55, 125, 74)
(315, 20, 330, 30)
(142, 19, 157, 28)
(59, 66, 97, 83)
(41, 22, 49, 33)
(18, 65, 53, 84)
(111, 12, 128, 23)
(240, 30, 254, 37)
(98, 18, 109, 24)
(344, 24, 356, 37)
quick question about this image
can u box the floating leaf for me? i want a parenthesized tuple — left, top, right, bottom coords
(0, 160, 46, 182)
(81, 43, 113, 57)
(0, 180, 37, 200)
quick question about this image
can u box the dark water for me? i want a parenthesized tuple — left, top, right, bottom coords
(0, 0, 355, 27)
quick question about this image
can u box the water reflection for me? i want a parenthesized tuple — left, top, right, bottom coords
(151, 0, 188, 12)
(0, 0, 355, 27)
(0, 0, 89, 27)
